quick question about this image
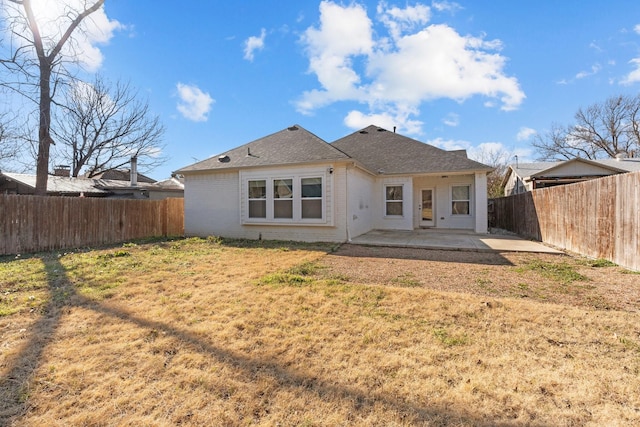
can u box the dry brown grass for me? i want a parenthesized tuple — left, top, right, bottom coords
(1, 237, 639, 426)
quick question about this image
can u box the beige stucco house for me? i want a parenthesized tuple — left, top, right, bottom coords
(175, 125, 494, 243)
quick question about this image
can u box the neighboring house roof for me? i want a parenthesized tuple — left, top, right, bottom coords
(331, 125, 493, 175)
(176, 125, 350, 174)
(507, 157, 640, 181)
(147, 177, 185, 192)
(176, 124, 492, 176)
(0, 171, 180, 196)
(588, 158, 640, 172)
(0, 172, 109, 195)
(82, 169, 156, 183)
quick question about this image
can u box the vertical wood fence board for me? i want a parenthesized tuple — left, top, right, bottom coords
(492, 171, 640, 271)
(0, 195, 184, 255)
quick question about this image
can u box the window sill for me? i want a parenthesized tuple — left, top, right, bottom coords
(243, 220, 328, 226)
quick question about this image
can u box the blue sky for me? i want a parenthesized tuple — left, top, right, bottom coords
(5, 1, 640, 180)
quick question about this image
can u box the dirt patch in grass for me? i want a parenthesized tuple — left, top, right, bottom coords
(321, 244, 640, 312)
(1, 238, 639, 426)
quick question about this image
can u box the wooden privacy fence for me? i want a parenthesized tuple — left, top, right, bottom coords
(0, 195, 184, 255)
(492, 171, 640, 271)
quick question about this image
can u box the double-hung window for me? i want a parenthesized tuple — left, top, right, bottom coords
(244, 175, 325, 223)
(301, 177, 322, 219)
(451, 185, 470, 215)
(385, 185, 403, 216)
(248, 180, 266, 218)
(273, 178, 293, 219)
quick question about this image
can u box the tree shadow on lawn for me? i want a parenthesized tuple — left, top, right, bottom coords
(1, 254, 549, 426)
(331, 243, 516, 266)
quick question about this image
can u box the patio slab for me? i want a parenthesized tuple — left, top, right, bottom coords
(349, 229, 563, 254)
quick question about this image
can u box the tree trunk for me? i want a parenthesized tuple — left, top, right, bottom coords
(34, 62, 53, 196)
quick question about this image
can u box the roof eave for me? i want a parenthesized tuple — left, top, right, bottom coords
(175, 157, 353, 175)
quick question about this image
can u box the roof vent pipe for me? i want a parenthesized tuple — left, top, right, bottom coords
(393, 126, 396, 133)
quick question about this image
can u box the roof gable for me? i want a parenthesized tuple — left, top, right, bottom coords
(533, 158, 626, 177)
(331, 125, 492, 175)
(176, 125, 350, 173)
(508, 157, 640, 181)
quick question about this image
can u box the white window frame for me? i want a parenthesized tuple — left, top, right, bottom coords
(301, 176, 323, 219)
(451, 184, 471, 216)
(247, 179, 267, 219)
(384, 184, 404, 217)
(242, 173, 326, 224)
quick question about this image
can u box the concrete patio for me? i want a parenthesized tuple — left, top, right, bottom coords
(349, 229, 563, 254)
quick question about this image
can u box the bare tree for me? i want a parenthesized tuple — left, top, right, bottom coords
(1, 0, 105, 194)
(469, 144, 511, 198)
(533, 94, 640, 161)
(0, 111, 19, 167)
(52, 76, 166, 177)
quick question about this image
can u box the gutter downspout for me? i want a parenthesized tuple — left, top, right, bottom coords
(345, 163, 351, 243)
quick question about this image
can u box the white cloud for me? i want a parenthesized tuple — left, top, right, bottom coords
(297, 1, 525, 134)
(442, 112, 459, 127)
(576, 63, 602, 79)
(1, 0, 123, 72)
(516, 127, 536, 141)
(467, 142, 512, 165)
(298, 1, 373, 111)
(377, 1, 431, 41)
(175, 83, 214, 122)
(621, 58, 640, 85)
(344, 110, 396, 130)
(634, 24, 640, 34)
(344, 109, 423, 135)
(432, 1, 463, 13)
(426, 137, 470, 151)
(426, 139, 533, 165)
(243, 28, 266, 61)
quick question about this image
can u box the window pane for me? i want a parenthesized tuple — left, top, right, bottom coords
(274, 179, 293, 199)
(452, 201, 469, 215)
(274, 200, 293, 218)
(248, 180, 266, 199)
(452, 185, 469, 200)
(302, 199, 322, 219)
(302, 177, 322, 198)
(386, 201, 403, 216)
(386, 185, 403, 201)
(249, 200, 266, 218)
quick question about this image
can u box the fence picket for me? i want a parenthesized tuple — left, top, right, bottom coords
(492, 171, 640, 272)
(0, 195, 184, 255)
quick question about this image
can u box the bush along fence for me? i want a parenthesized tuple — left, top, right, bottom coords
(492, 170, 639, 272)
(0, 195, 184, 256)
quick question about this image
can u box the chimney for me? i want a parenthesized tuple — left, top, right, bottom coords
(54, 165, 70, 177)
(130, 157, 138, 186)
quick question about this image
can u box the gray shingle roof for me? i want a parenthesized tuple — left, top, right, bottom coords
(176, 125, 350, 173)
(331, 125, 493, 175)
(1, 172, 109, 194)
(0, 172, 169, 194)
